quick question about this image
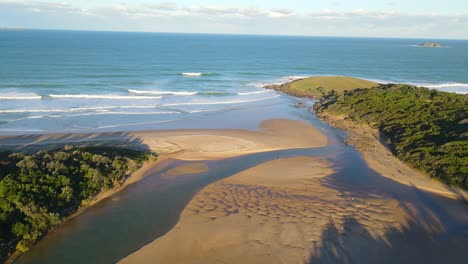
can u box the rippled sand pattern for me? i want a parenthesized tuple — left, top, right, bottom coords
(121, 157, 413, 264)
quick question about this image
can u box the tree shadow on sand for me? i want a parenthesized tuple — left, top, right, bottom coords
(0, 131, 151, 154)
(308, 145, 468, 264)
(309, 216, 468, 264)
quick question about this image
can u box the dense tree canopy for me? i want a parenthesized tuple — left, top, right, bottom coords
(317, 84, 467, 189)
(0, 146, 152, 261)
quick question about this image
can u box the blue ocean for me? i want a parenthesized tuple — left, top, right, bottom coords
(1, 30, 467, 135)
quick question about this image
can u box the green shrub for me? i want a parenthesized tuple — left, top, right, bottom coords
(0, 147, 152, 261)
(317, 84, 467, 189)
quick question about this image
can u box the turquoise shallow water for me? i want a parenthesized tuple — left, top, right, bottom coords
(1, 30, 467, 134)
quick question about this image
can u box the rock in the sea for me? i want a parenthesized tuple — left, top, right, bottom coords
(293, 101, 306, 108)
(418, 42, 442, 48)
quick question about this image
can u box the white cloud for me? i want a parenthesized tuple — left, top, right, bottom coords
(0, 1, 294, 19)
(0, 0, 90, 15)
(0, 1, 467, 38)
(147, 2, 179, 11)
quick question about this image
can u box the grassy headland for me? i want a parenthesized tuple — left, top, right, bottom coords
(264, 76, 378, 99)
(267, 76, 467, 190)
(0, 146, 154, 261)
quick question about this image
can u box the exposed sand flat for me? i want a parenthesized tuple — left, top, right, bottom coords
(0, 119, 327, 160)
(164, 162, 209, 178)
(120, 156, 420, 264)
(316, 112, 468, 201)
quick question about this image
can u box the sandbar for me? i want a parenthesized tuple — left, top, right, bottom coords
(0, 118, 328, 160)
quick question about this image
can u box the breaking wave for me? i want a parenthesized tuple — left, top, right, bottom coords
(48, 94, 162, 99)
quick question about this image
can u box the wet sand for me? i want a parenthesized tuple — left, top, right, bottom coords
(164, 163, 209, 178)
(120, 156, 414, 264)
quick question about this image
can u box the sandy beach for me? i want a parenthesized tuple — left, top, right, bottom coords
(1, 117, 328, 225)
(120, 155, 468, 264)
(0, 118, 328, 160)
(120, 156, 340, 264)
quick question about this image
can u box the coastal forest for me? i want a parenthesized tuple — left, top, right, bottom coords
(0, 146, 152, 261)
(316, 84, 468, 189)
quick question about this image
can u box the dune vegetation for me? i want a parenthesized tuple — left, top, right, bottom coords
(267, 76, 467, 189)
(315, 84, 467, 189)
(0, 146, 153, 261)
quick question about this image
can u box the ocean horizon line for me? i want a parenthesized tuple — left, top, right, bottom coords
(3, 28, 468, 41)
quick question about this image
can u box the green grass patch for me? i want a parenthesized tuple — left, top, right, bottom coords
(276, 76, 378, 99)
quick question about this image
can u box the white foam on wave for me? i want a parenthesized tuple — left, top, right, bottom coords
(63, 111, 177, 117)
(238, 90, 270, 96)
(344, 77, 468, 94)
(83, 119, 181, 130)
(0, 107, 108, 114)
(287, 76, 308, 81)
(187, 109, 220, 113)
(162, 95, 280, 107)
(420, 83, 468, 94)
(246, 82, 267, 88)
(8, 111, 180, 123)
(0, 93, 42, 100)
(128, 89, 197, 96)
(49, 94, 162, 100)
(361, 78, 392, 84)
(424, 83, 468, 88)
(0, 105, 161, 114)
(2, 119, 182, 133)
(265, 75, 310, 87)
(182, 72, 202, 77)
(397, 81, 468, 94)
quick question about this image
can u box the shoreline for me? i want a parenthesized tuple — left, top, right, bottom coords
(0, 118, 328, 160)
(314, 109, 468, 201)
(67, 157, 160, 218)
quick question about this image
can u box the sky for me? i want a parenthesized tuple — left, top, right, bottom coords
(1, 0, 468, 39)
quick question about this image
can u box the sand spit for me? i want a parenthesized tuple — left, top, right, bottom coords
(0, 119, 328, 160)
(120, 157, 416, 264)
(316, 111, 468, 201)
